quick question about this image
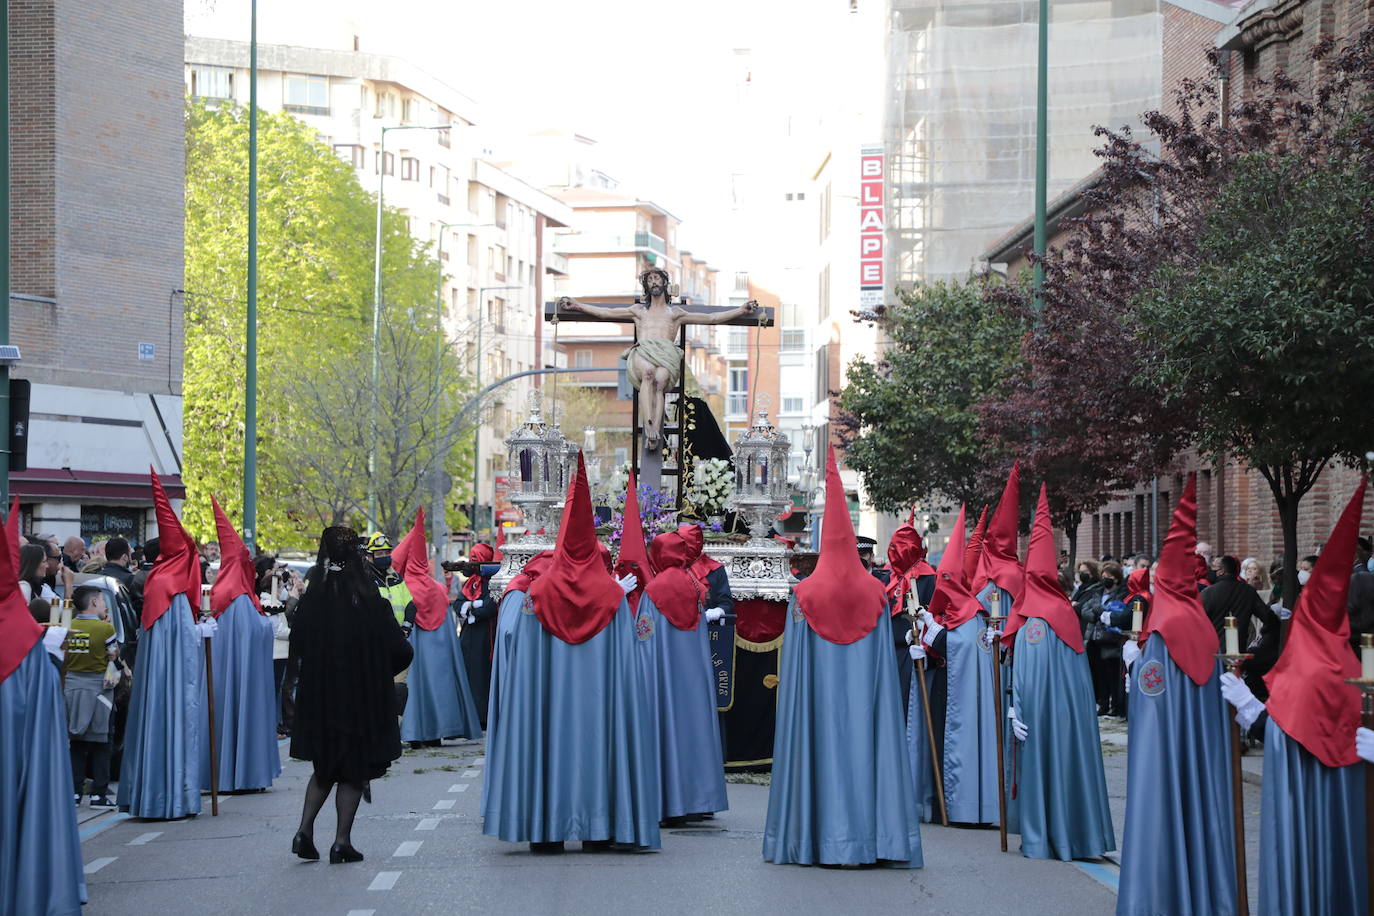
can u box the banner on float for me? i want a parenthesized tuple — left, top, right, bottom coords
(710, 616, 736, 712)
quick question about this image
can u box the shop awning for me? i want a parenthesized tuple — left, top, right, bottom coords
(9, 468, 186, 501)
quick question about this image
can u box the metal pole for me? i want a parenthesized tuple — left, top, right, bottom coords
(368, 127, 387, 529)
(1032, 0, 1049, 316)
(470, 284, 520, 540)
(1150, 475, 1160, 557)
(243, 0, 258, 551)
(431, 225, 448, 568)
(0, 2, 10, 508)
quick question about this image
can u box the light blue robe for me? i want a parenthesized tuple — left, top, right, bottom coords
(907, 612, 999, 824)
(634, 594, 729, 819)
(1259, 716, 1367, 915)
(402, 609, 482, 742)
(482, 592, 661, 848)
(118, 594, 204, 819)
(1117, 634, 1236, 916)
(764, 598, 923, 867)
(978, 583, 1018, 833)
(1, 642, 86, 915)
(200, 594, 281, 792)
(1008, 616, 1114, 860)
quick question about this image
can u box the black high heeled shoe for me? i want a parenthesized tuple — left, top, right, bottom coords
(329, 842, 364, 864)
(292, 831, 319, 861)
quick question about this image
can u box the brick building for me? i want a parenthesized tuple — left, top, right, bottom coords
(982, 0, 1374, 562)
(9, 0, 186, 542)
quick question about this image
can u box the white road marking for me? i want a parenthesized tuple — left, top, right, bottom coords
(393, 841, 422, 857)
(346, 911, 376, 916)
(471, 757, 484, 766)
(461, 769, 480, 777)
(447, 783, 467, 793)
(368, 871, 401, 891)
(433, 799, 456, 810)
(127, 831, 162, 846)
(415, 818, 440, 831)
(84, 857, 117, 875)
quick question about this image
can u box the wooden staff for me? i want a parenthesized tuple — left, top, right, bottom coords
(908, 598, 948, 826)
(201, 587, 219, 817)
(1221, 650, 1250, 916)
(1362, 691, 1373, 916)
(989, 587, 1009, 853)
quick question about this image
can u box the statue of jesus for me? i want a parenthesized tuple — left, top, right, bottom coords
(559, 267, 758, 450)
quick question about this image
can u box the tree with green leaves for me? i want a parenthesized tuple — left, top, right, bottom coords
(183, 101, 472, 549)
(835, 279, 1025, 514)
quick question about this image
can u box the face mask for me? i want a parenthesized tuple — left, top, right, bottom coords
(1297, 569, 1311, 586)
(1102, 578, 1117, 590)
(1367, 558, 1374, 573)
(1078, 571, 1093, 585)
(373, 556, 392, 573)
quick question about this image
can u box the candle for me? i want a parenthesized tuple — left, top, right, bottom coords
(1131, 600, 1143, 635)
(200, 585, 212, 614)
(989, 589, 1000, 617)
(1224, 615, 1239, 656)
(1362, 634, 1374, 681)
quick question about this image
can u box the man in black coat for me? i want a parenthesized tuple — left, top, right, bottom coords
(1203, 555, 1280, 699)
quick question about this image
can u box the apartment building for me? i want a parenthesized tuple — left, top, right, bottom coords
(9, 0, 186, 542)
(183, 37, 573, 540)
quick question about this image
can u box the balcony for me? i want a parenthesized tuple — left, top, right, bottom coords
(555, 232, 675, 264)
(633, 231, 666, 256)
(545, 251, 570, 276)
(284, 104, 330, 117)
(437, 193, 450, 206)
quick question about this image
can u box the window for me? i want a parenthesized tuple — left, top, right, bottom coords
(432, 164, 450, 205)
(284, 74, 328, 114)
(574, 349, 593, 368)
(333, 144, 365, 169)
(374, 151, 394, 176)
(814, 344, 830, 403)
(374, 91, 397, 118)
(400, 157, 420, 181)
(727, 367, 748, 417)
(189, 65, 232, 100)
(818, 264, 830, 320)
(726, 327, 748, 356)
(781, 396, 805, 414)
(401, 98, 417, 123)
(780, 328, 805, 351)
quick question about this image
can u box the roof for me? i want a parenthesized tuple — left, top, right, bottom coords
(551, 187, 681, 222)
(1165, 0, 1252, 25)
(980, 168, 1105, 266)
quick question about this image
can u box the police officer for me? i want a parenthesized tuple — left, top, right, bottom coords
(367, 533, 414, 715)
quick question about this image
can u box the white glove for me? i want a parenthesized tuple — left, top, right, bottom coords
(1099, 610, 1113, 627)
(616, 573, 638, 595)
(1219, 672, 1265, 731)
(196, 618, 219, 639)
(460, 600, 472, 614)
(471, 599, 484, 610)
(909, 643, 926, 661)
(904, 628, 915, 645)
(1271, 602, 1292, 620)
(704, 607, 725, 623)
(1008, 706, 1028, 742)
(465, 613, 476, 625)
(917, 609, 943, 640)
(1121, 640, 1141, 670)
(1357, 727, 1374, 764)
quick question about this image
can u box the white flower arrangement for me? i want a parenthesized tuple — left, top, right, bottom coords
(689, 458, 734, 515)
(605, 463, 630, 500)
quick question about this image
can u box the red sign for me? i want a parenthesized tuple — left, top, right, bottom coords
(859, 144, 884, 309)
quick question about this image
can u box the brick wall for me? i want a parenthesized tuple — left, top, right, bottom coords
(1162, 4, 1227, 119)
(10, 0, 185, 395)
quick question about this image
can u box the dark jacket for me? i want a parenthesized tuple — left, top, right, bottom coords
(1201, 574, 1278, 650)
(99, 562, 135, 588)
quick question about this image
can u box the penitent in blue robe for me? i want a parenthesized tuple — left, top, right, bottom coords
(1008, 616, 1114, 860)
(764, 597, 923, 867)
(1259, 716, 1367, 915)
(908, 610, 1000, 825)
(633, 594, 729, 820)
(0, 642, 86, 915)
(482, 591, 661, 849)
(118, 594, 204, 819)
(402, 609, 482, 743)
(1116, 634, 1236, 916)
(200, 594, 281, 792)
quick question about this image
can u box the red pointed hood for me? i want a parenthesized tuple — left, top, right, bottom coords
(975, 462, 1024, 597)
(493, 525, 505, 560)
(793, 447, 888, 644)
(963, 505, 989, 588)
(885, 511, 936, 616)
(142, 468, 201, 629)
(393, 509, 451, 631)
(646, 531, 702, 630)
(1125, 568, 1151, 603)
(0, 497, 41, 683)
(507, 549, 554, 594)
(460, 543, 496, 601)
(1139, 475, 1218, 685)
(1003, 483, 1083, 653)
(1264, 477, 1366, 768)
(680, 522, 722, 582)
(928, 505, 981, 629)
(614, 472, 652, 612)
(529, 453, 625, 644)
(209, 497, 263, 616)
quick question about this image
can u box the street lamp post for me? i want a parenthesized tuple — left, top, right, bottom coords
(243, 0, 258, 550)
(368, 122, 451, 529)
(470, 283, 521, 543)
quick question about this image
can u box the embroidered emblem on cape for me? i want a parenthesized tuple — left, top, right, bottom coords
(1138, 659, 1166, 696)
(521, 596, 535, 615)
(1024, 618, 1046, 645)
(635, 613, 654, 641)
(762, 674, 779, 689)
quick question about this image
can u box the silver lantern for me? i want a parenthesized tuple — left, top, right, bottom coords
(730, 403, 792, 543)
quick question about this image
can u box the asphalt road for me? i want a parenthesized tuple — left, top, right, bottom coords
(76, 725, 1261, 916)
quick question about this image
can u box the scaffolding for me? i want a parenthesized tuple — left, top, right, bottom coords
(885, 0, 1162, 284)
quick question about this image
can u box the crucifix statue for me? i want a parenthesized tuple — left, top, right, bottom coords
(558, 267, 758, 450)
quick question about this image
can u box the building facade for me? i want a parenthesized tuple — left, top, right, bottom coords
(183, 37, 573, 544)
(10, 0, 187, 543)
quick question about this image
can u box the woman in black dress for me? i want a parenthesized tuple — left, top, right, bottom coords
(289, 527, 413, 864)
